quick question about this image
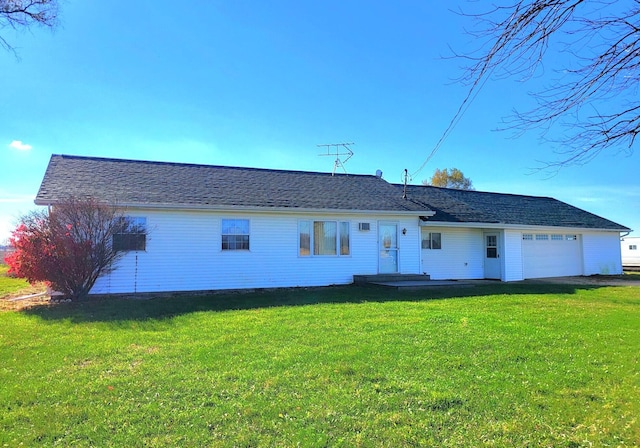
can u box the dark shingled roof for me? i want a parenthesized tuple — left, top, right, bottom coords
(403, 184, 629, 231)
(35, 155, 629, 231)
(35, 155, 428, 213)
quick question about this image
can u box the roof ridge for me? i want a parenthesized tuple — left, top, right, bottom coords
(52, 154, 382, 179)
(403, 183, 554, 201)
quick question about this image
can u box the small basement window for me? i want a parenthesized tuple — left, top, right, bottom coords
(113, 217, 147, 252)
(630, 245, 638, 250)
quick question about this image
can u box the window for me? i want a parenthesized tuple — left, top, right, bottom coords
(339, 222, 350, 255)
(299, 220, 350, 256)
(522, 234, 533, 240)
(486, 235, 498, 258)
(222, 219, 249, 250)
(535, 234, 549, 241)
(551, 234, 563, 241)
(566, 235, 577, 241)
(631, 245, 638, 250)
(113, 217, 147, 252)
(421, 232, 442, 250)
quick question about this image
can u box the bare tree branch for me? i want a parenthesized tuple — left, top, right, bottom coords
(453, 0, 640, 169)
(0, 0, 59, 55)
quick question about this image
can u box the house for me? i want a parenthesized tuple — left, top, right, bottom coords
(621, 236, 640, 268)
(35, 154, 630, 294)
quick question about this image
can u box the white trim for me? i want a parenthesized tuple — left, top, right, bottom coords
(419, 221, 625, 233)
(34, 199, 435, 217)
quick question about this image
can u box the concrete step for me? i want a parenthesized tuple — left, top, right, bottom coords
(353, 274, 431, 284)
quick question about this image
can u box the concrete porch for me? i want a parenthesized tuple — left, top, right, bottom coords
(353, 274, 485, 290)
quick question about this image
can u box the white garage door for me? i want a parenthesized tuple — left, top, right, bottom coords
(522, 233, 583, 279)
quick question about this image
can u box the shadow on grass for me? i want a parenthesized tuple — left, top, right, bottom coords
(18, 281, 605, 323)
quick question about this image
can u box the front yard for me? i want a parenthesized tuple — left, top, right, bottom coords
(1, 281, 638, 446)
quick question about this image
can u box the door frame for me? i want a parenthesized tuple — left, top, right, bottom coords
(378, 221, 399, 274)
(483, 231, 502, 280)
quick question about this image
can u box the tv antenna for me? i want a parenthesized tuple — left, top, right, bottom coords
(317, 142, 354, 176)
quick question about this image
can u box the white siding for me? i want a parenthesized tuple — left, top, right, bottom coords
(92, 209, 421, 294)
(583, 232, 623, 275)
(420, 227, 484, 280)
(503, 230, 523, 281)
(397, 218, 422, 274)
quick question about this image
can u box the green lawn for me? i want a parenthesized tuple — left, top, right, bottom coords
(1, 283, 638, 447)
(0, 264, 31, 297)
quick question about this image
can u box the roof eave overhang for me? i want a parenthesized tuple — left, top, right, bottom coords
(419, 221, 629, 232)
(34, 199, 435, 217)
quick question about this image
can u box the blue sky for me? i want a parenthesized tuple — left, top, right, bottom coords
(1, 1, 638, 242)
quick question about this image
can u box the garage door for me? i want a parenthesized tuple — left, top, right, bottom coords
(522, 233, 583, 279)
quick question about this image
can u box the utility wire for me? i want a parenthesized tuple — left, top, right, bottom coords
(411, 66, 495, 180)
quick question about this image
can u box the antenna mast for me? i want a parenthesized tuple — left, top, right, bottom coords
(403, 169, 408, 199)
(317, 142, 354, 175)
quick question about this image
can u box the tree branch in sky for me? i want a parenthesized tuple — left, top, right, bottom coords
(454, 0, 639, 169)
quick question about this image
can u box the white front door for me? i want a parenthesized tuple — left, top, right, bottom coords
(379, 223, 399, 273)
(484, 233, 501, 279)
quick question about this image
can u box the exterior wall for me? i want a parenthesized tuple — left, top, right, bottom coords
(582, 232, 623, 275)
(419, 226, 625, 282)
(420, 227, 484, 280)
(503, 229, 524, 282)
(92, 209, 422, 294)
(621, 237, 640, 267)
(396, 218, 422, 274)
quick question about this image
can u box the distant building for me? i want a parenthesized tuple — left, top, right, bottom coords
(0, 245, 15, 265)
(621, 237, 640, 268)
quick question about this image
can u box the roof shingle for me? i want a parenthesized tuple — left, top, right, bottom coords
(403, 184, 629, 231)
(36, 155, 427, 213)
(35, 155, 629, 231)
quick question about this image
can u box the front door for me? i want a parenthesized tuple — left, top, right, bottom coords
(379, 223, 398, 273)
(484, 233, 501, 279)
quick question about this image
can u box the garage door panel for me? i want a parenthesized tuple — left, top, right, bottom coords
(523, 236, 582, 279)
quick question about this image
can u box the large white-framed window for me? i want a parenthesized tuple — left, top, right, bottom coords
(299, 220, 350, 256)
(113, 217, 147, 252)
(222, 219, 250, 251)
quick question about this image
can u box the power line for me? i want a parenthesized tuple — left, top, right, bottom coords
(411, 66, 495, 179)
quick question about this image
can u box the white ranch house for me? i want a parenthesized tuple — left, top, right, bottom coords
(35, 155, 630, 295)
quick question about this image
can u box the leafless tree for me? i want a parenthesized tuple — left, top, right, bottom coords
(451, 0, 640, 168)
(1, 0, 59, 55)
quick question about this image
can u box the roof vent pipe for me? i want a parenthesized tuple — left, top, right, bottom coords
(375, 169, 383, 178)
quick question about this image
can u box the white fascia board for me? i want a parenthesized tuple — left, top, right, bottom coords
(418, 220, 626, 233)
(91, 201, 435, 217)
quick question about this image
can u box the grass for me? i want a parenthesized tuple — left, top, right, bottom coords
(0, 264, 32, 297)
(0, 264, 46, 310)
(1, 283, 639, 447)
